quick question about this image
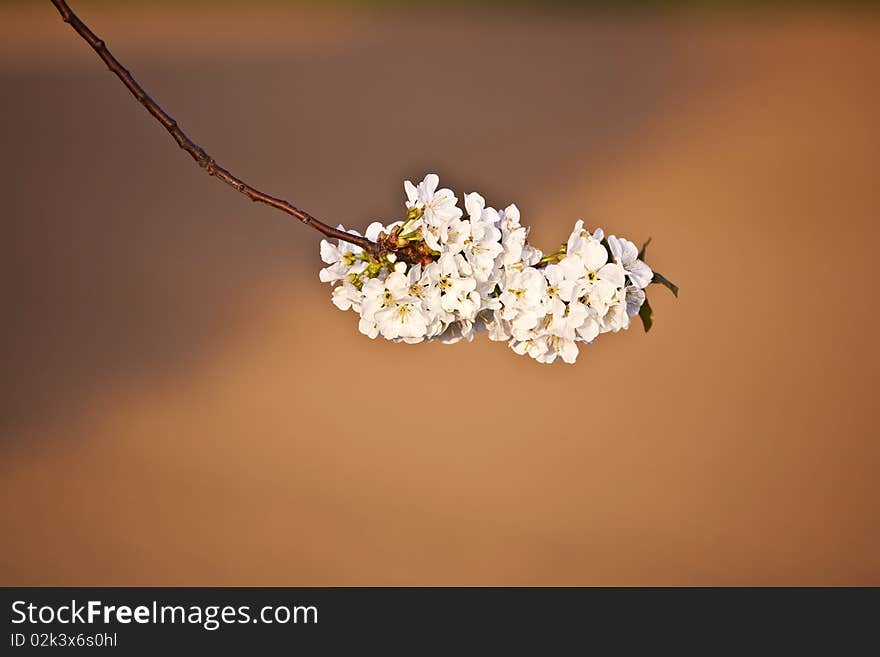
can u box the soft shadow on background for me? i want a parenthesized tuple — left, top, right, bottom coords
(1, 0, 878, 584)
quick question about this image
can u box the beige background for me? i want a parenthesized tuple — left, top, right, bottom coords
(1, 3, 878, 585)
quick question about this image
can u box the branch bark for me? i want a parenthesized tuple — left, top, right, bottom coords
(49, 0, 379, 256)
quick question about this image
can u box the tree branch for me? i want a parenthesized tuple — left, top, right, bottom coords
(49, 0, 379, 256)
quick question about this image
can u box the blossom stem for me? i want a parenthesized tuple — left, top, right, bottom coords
(49, 0, 381, 257)
(538, 244, 567, 267)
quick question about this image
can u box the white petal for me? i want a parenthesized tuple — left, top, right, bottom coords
(620, 238, 638, 265)
(319, 267, 339, 283)
(358, 316, 379, 339)
(464, 192, 485, 220)
(582, 239, 608, 271)
(503, 204, 520, 226)
(625, 286, 646, 316)
(607, 235, 623, 263)
(598, 262, 626, 288)
(560, 340, 579, 364)
(320, 240, 339, 264)
(404, 180, 419, 205)
(559, 255, 585, 281)
(577, 317, 599, 342)
(365, 221, 385, 241)
(627, 260, 654, 289)
(423, 173, 439, 198)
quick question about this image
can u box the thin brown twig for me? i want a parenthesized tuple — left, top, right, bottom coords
(49, 0, 380, 256)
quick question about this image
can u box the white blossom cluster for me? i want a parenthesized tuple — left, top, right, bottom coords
(318, 174, 654, 364)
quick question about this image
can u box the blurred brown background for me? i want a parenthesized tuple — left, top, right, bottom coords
(1, 1, 878, 585)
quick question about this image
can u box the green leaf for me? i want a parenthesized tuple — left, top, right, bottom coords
(638, 237, 652, 261)
(651, 270, 679, 298)
(639, 295, 653, 333)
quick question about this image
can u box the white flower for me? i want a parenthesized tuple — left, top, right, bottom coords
(593, 285, 629, 333)
(331, 282, 362, 312)
(533, 335, 580, 365)
(576, 314, 600, 343)
(358, 315, 380, 339)
(360, 268, 411, 320)
(625, 285, 646, 317)
(319, 228, 367, 283)
(464, 192, 487, 223)
(375, 300, 429, 340)
(542, 263, 578, 314)
(476, 309, 512, 342)
(467, 221, 503, 281)
(578, 278, 617, 319)
(357, 265, 430, 341)
(401, 263, 438, 307)
(565, 219, 603, 258)
(320, 178, 669, 364)
(403, 263, 445, 338)
(440, 215, 471, 255)
(521, 243, 543, 267)
(510, 335, 549, 360)
(356, 273, 403, 335)
(607, 235, 653, 289)
(428, 254, 480, 320)
(559, 237, 625, 290)
(404, 173, 462, 228)
(463, 193, 503, 281)
(499, 266, 547, 333)
(436, 319, 476, 344)
(498, 203, 527, 266)
(547, 298, 589, 341)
